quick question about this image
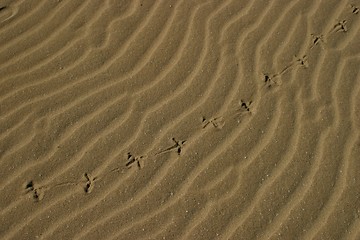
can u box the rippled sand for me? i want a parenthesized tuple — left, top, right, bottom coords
(1, 1, 360, 239)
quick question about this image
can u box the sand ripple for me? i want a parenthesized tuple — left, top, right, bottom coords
(1, 0, 360, 239)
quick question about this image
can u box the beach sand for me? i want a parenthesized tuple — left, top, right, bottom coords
(1, 0, 360, 239)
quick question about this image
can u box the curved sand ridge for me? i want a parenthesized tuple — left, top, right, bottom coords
(1, 0, 360, 239)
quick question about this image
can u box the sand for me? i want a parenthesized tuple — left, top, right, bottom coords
(1, 0, 360, 239)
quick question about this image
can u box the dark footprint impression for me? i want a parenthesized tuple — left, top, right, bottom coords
(125, 152, 146, 170)
(202, 116, 225, 129)
(25, 181, 45, 202)
(155, 138, 186, 156)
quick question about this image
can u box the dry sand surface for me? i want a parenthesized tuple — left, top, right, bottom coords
(1, 0, 360, 239)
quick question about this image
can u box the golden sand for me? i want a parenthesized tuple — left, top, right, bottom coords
(1, 1, 360, 239)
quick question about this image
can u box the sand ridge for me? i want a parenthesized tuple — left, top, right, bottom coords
(1, 0, 360, 239)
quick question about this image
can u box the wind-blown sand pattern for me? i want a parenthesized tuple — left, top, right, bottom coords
(1, 0, 360, 239)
